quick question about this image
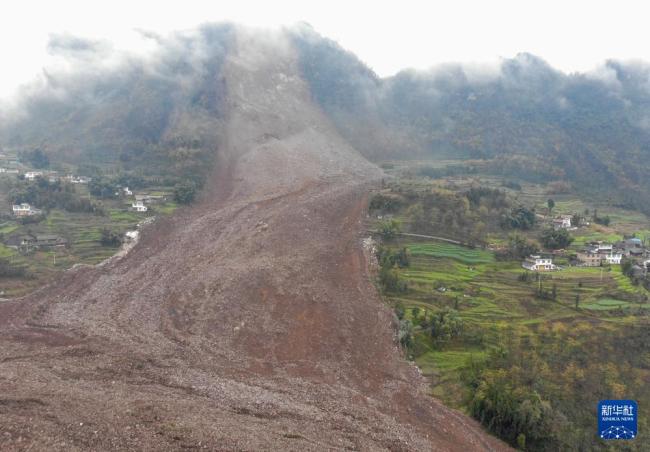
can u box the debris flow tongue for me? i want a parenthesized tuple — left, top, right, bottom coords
(0, 28, 508, 450)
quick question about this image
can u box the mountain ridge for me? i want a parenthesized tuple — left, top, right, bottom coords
(290, 27, 650, 213)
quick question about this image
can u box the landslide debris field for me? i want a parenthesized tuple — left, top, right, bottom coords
(0, 30, 507, 451)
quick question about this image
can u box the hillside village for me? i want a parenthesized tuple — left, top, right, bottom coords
(0, 149, 181, 297)
(521, 212, 649, 278)
(1, 150, 169, 216)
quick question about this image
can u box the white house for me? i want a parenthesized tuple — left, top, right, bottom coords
(123, 187, 133, 196)
(64, 175, 91, 184)
(552, 215, 573, 230)
(522, 255, 557, 271)
(24, 171, 43, 180)
(131, 200, 148, 212)
(604, 253, 623, 265)
(595, 243, 613, 253)
(125, 230, 139, 241)
(12, 203, 41, 217)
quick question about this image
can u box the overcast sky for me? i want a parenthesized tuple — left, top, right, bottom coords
(1, 0, 649, 98)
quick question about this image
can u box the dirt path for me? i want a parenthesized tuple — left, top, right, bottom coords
(0, 28, 509, 451)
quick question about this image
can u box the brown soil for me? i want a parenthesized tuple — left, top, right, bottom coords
(0, 28, 509, 451)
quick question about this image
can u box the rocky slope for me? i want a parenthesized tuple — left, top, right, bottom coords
(0, 28, 508, 451)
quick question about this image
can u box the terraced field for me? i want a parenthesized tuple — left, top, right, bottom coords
(407, 242, 494, 264)
(384, 238, 650, 407)
(0, 202, 176, 297)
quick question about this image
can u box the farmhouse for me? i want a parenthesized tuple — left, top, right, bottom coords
(21, 234, 68, 248)
(24, 171, 43, 180)
(64, 175, 92, 184)
(32, 235, 67, 248)
(5, 234, 67, 250)
(577, 242, 622, 266)
(631, 265, 646, 278)
(131, 200, 148, 212)
(522, 255, 557, 271)
(617, 238, 645, 257)
(12, 203, 42, 217)
(552, 215, 573, 230)
(4, 235, 37, 249)
(135, 194, 165, 203)
(604, 253, 622, 265)
(576, 249, 601, 267)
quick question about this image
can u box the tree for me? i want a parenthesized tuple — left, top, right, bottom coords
(368, 193, 402, 212)
(23, 148, 50, 168)
(591, 209, 611, 226)
(501, 206, 536, 230)
(621, 258, 634, 277)
(540, 228, 573, 250)
(571, 213, 583, 227)
(379, 266, 407, 293)
(398, 319, 414, 348)
(547, 198, 555, 215)
(377, 246, 409, 268)
(594, 215, 611, 226)
(430, 308, 463, 342)
(378, 219, 401, 240)
(393, 247, 410, 267)
(173, 182, 198, 204)
(468, 369, 559, 448)
(89, 178, 119, 199)
(394, 302, 405, 320)
(508, 234, 538, 258)
(575, 294, 580, 309)
(405, 203, 428, 232)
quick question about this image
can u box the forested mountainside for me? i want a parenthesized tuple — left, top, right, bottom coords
(1, 24, 233, 186)
(6, 24, 650, 215)
(292, 26, 650, 214)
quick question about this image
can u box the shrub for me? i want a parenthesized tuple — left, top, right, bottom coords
(100, 228, 122, 247)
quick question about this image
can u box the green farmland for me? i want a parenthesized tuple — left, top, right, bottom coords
(379, 237, 650, 449)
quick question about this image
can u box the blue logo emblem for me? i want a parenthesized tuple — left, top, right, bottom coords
(598, 400, 637, 440)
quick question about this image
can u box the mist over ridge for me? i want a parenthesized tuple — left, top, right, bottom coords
(3, 22, 650, 212)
